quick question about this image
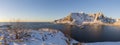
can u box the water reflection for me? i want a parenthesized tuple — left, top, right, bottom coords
(87, 24, 102, 41)
(70, 24, 120, 42)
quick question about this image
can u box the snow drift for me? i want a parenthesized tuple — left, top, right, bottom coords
(0, 28, 79, 45)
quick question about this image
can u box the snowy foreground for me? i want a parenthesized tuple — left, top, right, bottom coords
(82, 42, 120, 45)
(1, 27, 120, 45)
(0, 28, 78, 45)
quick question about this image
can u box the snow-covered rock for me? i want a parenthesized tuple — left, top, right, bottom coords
(54, 12, 118, 25)
(0, 28, 79, 45)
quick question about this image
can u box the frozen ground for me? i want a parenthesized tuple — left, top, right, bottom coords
(0, 27, 78, 45)
(82, 42, 120, 45)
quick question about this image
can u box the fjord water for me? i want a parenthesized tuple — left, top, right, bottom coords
(71, 24, 120, 42)
(0, 22, 120, 42)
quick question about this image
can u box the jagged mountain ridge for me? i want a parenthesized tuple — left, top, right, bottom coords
(54, 12, 117, 25)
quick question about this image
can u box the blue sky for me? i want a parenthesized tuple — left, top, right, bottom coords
(0, 0, 120, 22)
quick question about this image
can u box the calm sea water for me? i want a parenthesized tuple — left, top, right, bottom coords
(0, 22, 66, 30)
(0, 22, 120, 43)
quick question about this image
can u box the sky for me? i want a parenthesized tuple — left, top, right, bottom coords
(0, 0, 120, 22)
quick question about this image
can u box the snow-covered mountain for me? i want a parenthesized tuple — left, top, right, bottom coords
(54, 12, 119, 25)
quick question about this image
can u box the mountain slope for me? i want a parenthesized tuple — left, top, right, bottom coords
(54, 12, 117, 25)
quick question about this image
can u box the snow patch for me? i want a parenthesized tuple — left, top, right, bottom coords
(82, 42, 120, 45)
(0, 28, 79, 45)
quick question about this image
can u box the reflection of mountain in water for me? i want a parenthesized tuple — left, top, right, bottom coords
(71, 24, 120, 42)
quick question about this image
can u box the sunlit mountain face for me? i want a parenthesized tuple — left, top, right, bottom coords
(54, 12, 120, 26)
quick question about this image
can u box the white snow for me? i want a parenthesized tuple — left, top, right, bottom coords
(82, 42, 120, 45)
(0, 27, 79, 45)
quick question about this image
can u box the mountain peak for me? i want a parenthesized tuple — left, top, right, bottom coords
(54, 12, 119, 25)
